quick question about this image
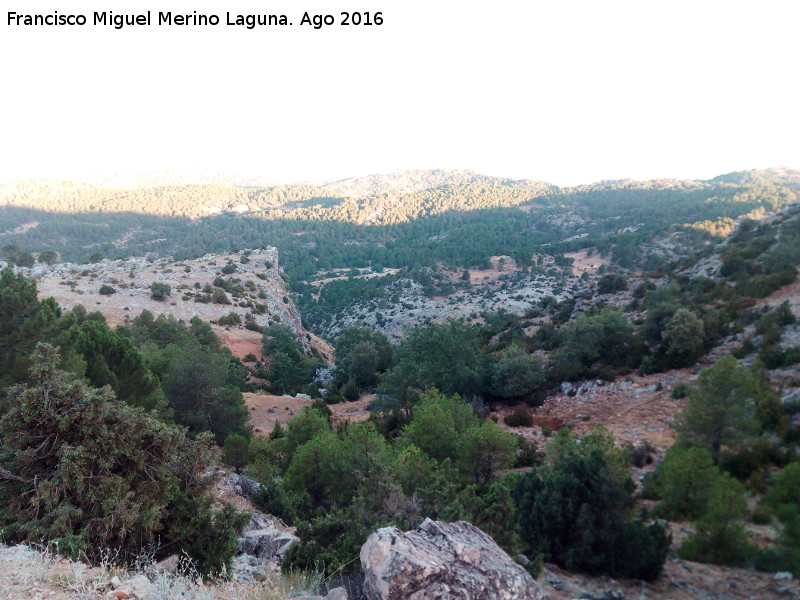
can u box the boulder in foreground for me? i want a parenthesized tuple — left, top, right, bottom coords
(360, 518, 544, 600)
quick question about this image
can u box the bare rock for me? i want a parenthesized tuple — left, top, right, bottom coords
(153, 553, 181, 574)
(326, 588, 349, 600)
(238, 515, 299, 559)
(781, 388, 800, 407)
(360, 518, 544, 600)
(108, 574, 152, 600)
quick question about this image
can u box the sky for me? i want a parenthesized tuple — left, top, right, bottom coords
(1, 0, 798, 187)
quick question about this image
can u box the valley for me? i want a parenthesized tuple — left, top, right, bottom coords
(1, 167, 799, 600)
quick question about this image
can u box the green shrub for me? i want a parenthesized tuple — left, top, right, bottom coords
(98, 284, 115, 295)
(251, 477, 295, 525)
(504, 404, 533, 428)
(0, 343, 246, 576)
(217, 312, 242, 326)
(597, 273, 628, 294)
(677, 474, 751, 566)
(150, 282, 171, 301)
(343, 378, 360, 401)
(653, 446, 721, 521)
(513, 436, 669, 580)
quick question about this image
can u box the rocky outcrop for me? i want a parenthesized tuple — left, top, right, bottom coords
(360, 519, 544, 600)
(237, 513, 298, 559)
(23, 249, 309, 349)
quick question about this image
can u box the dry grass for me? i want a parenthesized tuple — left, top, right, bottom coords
(0, 544, 321, 600)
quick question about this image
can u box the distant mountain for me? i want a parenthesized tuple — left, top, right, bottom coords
(321, 169, 552, 197)
(1, 167, 798, 284)
(708, 167, 800, 189)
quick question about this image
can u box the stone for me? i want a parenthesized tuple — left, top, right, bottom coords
(360, 518, 544, 600)
(238, 528, 299, 558)
(114, 575, 152, 600)
(545, 572, 564, 590)
(153, 554, 180, 574)
(781, 388, 800, 407)
(237, 513, 298, 560)
(774, 571, 794, 581)
(634, 385, 657, 395)
(325, 588, 349, 600)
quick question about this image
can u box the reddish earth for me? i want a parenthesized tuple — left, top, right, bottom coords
(564, 248, 611, 277)
(245, 393, 374, 436)
(495, 369, 691, 454)
(218, 328, 264, 361)
(541, 559, 798, 600)
(308, 332, 334, 363)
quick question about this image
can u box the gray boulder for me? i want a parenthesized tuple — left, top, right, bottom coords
(781, 387, 800, 407)
(237, 513, 298, 559)
(360, 518, 544, 600)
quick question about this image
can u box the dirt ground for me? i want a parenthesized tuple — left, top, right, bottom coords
(540, 558, 799, 600)
(467, 255, 519, 285)
(564, 248, 611, 277)
(494, 368, 690, 454)
(219, 328, 264, 361)
(308, 332, 334, 363)
(245, 393, 374, 435)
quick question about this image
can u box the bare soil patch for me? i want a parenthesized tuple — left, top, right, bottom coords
(245, 393, 314, 435)
(219, 328, 264, 361)
(565, 248, 610, 277)
(308, 332, 334, 363)
(245, 393, 374, 436)
(495, 369, 693, 453)
(467, 255, 518, 285)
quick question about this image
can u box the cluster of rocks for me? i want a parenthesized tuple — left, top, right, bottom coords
(322, 272, 581, 341)
(106, 574, 153, 599)
(235, 512, 299, 580)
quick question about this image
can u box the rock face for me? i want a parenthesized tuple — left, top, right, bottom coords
(237, 513, 298, 559)
(360, 519, 544, 600)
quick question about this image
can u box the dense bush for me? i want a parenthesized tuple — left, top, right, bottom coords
(513, 433, 669, 580)
(150, 282, 171, 300)
(504, 404, 533, 427)
(597, 273, 628, 294)
(0, 344, 247, 575)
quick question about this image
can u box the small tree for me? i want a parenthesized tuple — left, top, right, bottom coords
(678, 474, 750, 566)
(662, 308, 705, 367)
(653, 446, 723, 521)
(677, 356, 767, 463)
(99, 284, 116, 295)
(150, 282, 171, 301)
(38, 250, 60, 266)
(223, 434, 250, 474)
(491, 346, 546, 399)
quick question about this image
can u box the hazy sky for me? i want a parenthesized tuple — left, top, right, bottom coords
(1, 0, 798, 186)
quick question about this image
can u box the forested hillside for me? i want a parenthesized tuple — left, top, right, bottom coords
(1, 168, 800, 599)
